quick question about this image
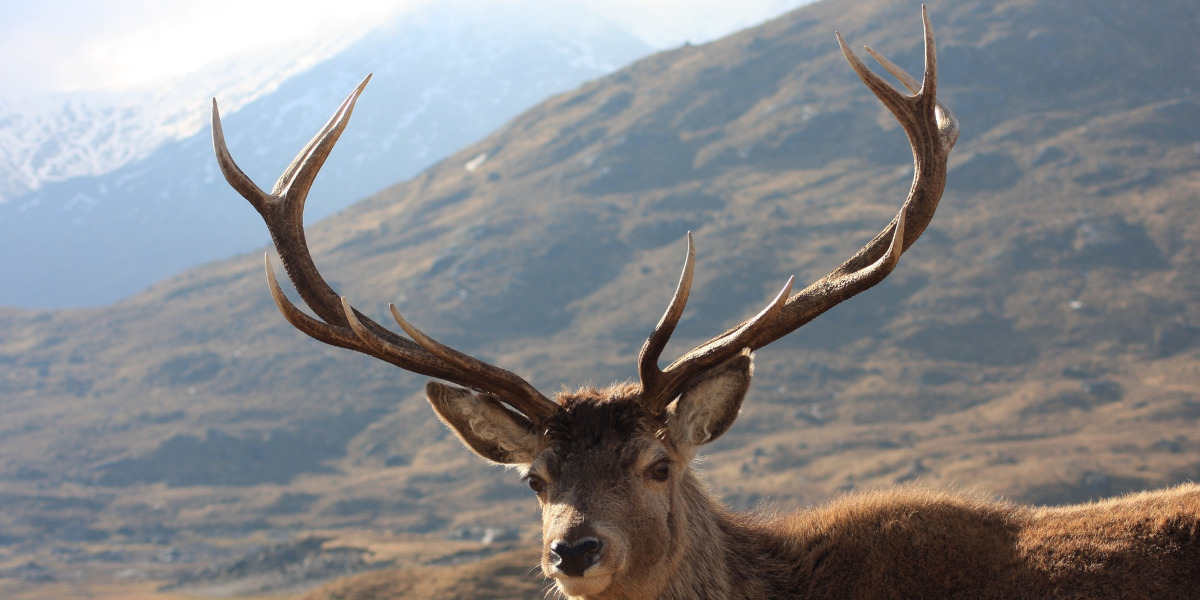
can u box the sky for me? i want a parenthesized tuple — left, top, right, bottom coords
(0, 0, 816, 95)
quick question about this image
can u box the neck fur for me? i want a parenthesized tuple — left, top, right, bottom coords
(576, 470, 776, 600)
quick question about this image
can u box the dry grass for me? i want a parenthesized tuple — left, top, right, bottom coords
(0, 0, 1197, 598)
(297, 547, 545, 600)
(0, 580, 280, 600)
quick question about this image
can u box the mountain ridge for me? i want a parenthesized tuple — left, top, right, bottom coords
(0, 0, 1198, 595)
(0, 0, 651, 308)
(0, 35, 356, 203)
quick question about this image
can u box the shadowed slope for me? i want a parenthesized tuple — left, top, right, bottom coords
(0, 0, 1197, 595)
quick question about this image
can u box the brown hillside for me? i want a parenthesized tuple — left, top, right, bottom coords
(296, 547, 545, 600)
(0, 0, 1198, 596)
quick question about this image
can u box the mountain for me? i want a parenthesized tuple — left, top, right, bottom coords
(0, 0, 1198, 596)
(0, 0, 651, 309)
(0, 36, 354, 203)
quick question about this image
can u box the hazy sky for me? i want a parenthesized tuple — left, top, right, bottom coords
(0, 0, 815, 94)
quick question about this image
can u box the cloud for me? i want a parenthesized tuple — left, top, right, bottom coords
(580, 0, 812, 47)
(0, 0, 415, 92)
(0, 0, 814, 94)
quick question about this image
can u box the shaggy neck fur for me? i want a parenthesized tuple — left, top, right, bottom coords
(576, 468, 794, 600)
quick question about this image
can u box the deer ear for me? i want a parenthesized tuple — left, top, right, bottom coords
(425, 381, 541, 465)
(665, 351, 753, 451)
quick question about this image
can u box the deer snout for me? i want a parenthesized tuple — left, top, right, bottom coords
(549, 536, 603, 577)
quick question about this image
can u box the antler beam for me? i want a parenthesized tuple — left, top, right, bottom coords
(639, 5, 959, 412)
(212, 75, 559, 424)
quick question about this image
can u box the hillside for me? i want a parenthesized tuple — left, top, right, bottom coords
(0, 0, 650, 308)
(1, 0, 1198, 596)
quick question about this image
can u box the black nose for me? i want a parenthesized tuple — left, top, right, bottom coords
(549, 537, 603, 577)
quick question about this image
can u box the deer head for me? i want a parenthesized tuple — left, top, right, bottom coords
(212, 7, 957, 598)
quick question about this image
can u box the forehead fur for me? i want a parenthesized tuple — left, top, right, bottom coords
(546, 383, 659, 456)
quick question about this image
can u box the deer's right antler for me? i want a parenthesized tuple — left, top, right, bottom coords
(212, 75, 559, 425)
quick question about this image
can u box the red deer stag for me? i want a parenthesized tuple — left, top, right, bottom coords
(212, 8, 1200, 600)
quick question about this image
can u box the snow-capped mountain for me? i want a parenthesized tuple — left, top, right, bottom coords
(0, 1, 651, 308)
(0, 36, 355, 203)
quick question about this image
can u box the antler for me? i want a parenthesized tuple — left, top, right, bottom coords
(211, 75, 559, 425)
(640, 6, 959, 413)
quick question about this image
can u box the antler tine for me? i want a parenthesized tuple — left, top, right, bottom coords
(638, 232, 695, 396)
(264, 253, 367, 352)
(388, 305, 557, 423)
(643, 275, 795, 413)
(331, 297, 555, 421)
(273, 75, 372, 201)
(863, 6, 959, 151)
(216, 77, 559, 423)
(835, 31, 913, 126)
(218, 76, 400, 337)
(639, 7, 956, 410)
(264, 252, 486, 382)
(213, 75, 371, 326)
(212, 101, 270, 214)
(866, 44, 960, 154)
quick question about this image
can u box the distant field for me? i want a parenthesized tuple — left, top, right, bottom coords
(0, 0, 1197, 597)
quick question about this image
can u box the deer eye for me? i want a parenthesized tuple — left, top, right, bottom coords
(525, 474, 546, 494)
(648, 459, 671, 482)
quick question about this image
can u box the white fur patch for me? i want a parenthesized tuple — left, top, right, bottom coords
(668, 371, 746, 448)
(428, 383, 539, 464)
(465, 411, 538, 462)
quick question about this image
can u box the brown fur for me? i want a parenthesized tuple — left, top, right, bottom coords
(429, 367, 1200, 599)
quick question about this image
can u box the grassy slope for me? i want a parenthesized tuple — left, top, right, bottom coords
(0, 0, 1198, 596)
